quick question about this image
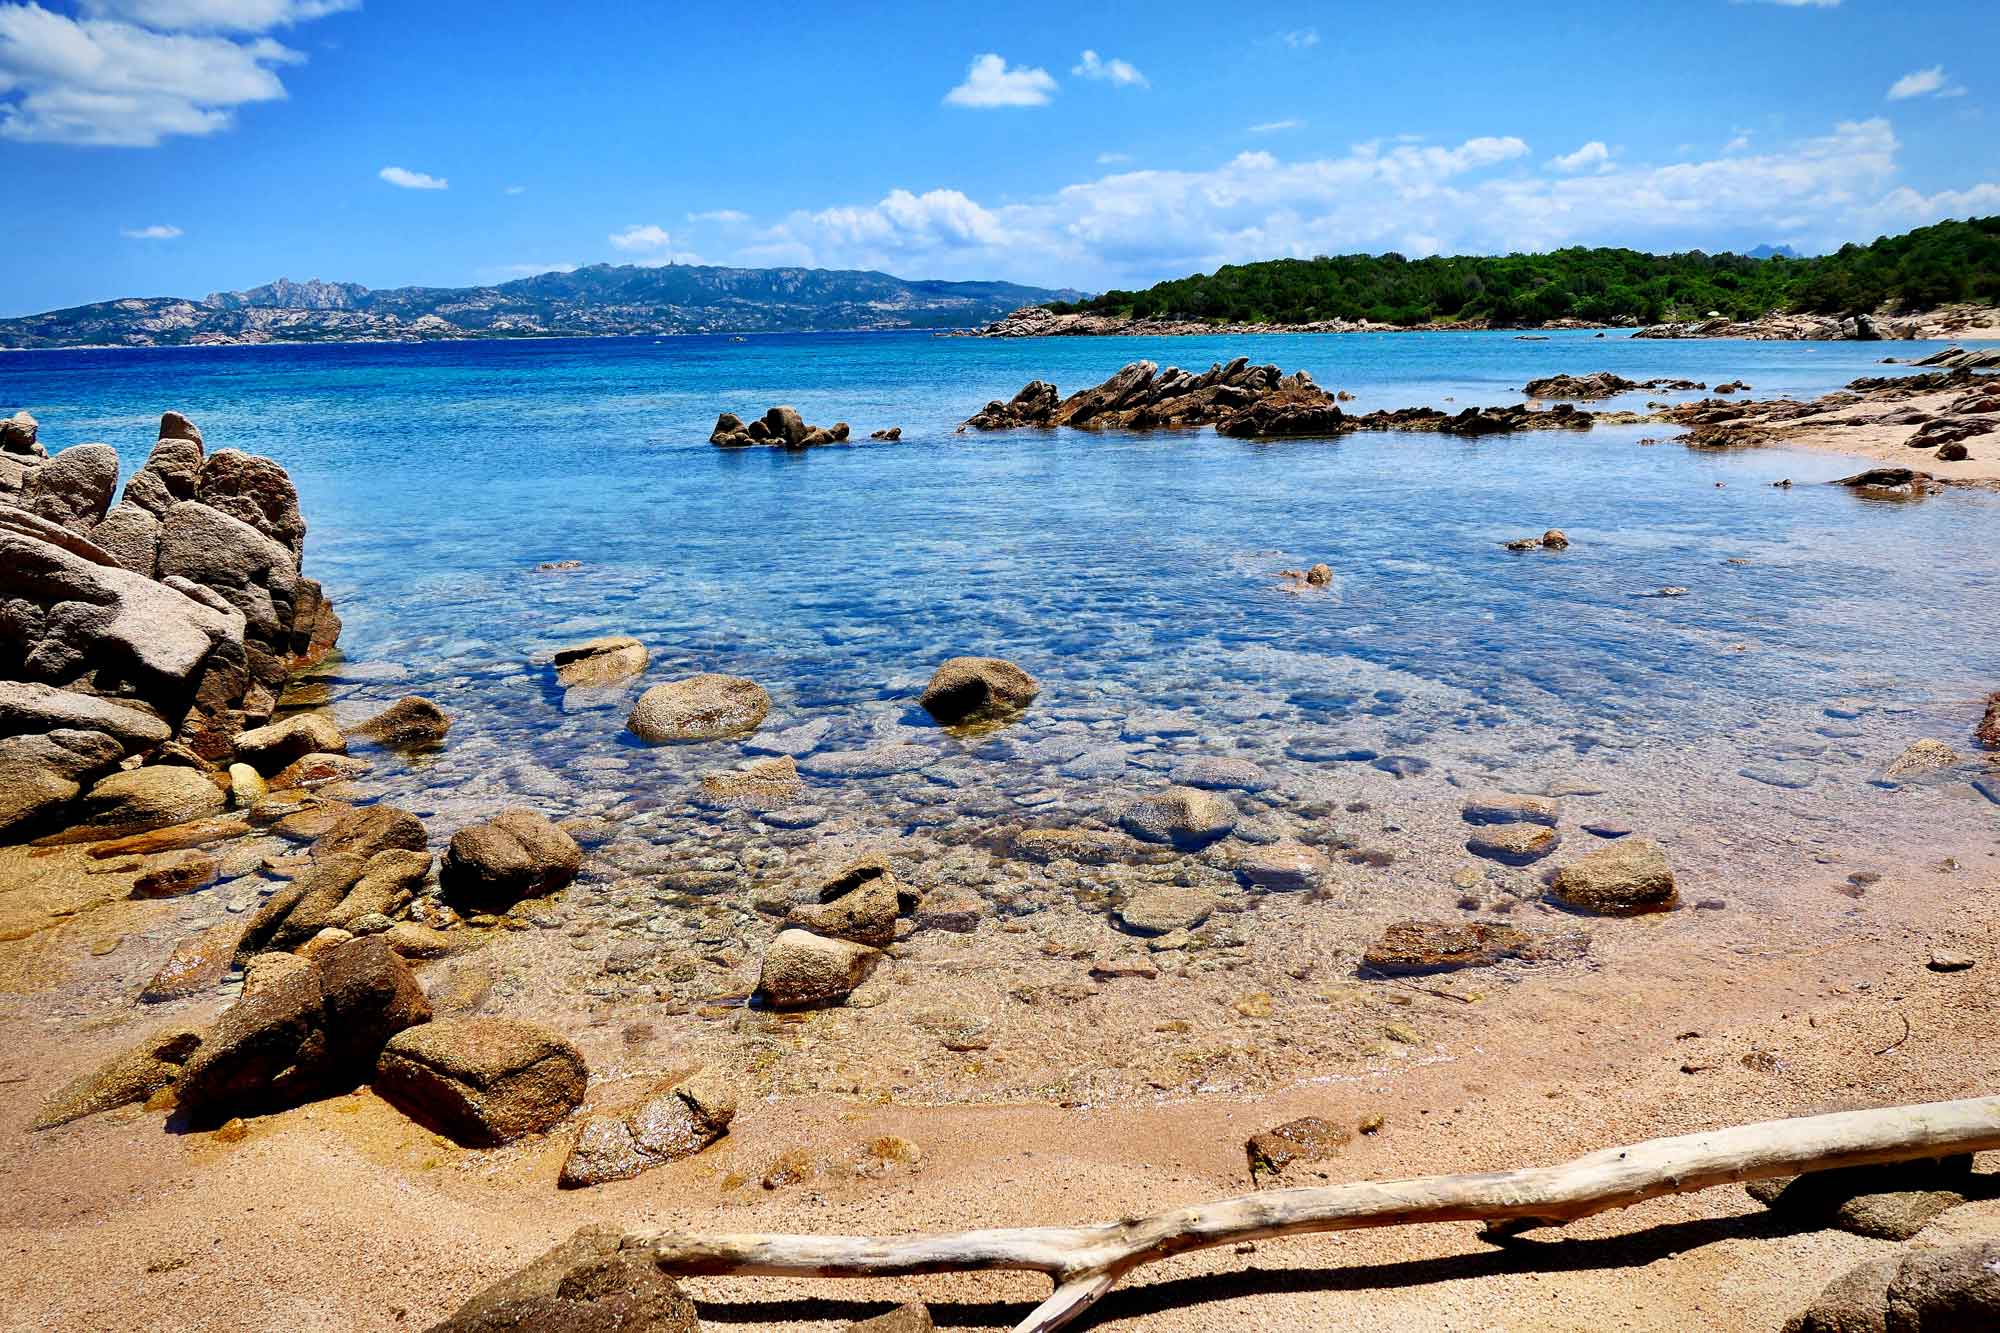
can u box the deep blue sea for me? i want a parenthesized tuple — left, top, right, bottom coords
(4, 330, 1995, 845)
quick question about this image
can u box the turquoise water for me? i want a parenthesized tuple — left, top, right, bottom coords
(3, 331, 1995, 842)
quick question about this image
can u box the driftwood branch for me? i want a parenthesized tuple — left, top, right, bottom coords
(629, 1095, 2000, 1332)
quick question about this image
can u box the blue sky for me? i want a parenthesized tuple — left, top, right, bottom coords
(0, 0, 1995, 315)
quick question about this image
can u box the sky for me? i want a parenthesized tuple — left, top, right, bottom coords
(0, 0, 1996, 315)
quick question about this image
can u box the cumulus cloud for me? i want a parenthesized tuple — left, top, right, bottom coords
(1072, 49, 1146, 88)
(120, 222, 182, 238)
(1887, 66, 1965, 100)
(715, 119, 1996, 291)
(686, 208, 749, 224)
(1280, 27, 1320, 47)
(608, 223, 673, 251)
(0, 3, 315, 145)
(77, 0, 356, 31)
(1547, 141, 1613, 173)
(1249, 119, 1303, 134)
(379, 165, 446, 189)
(943, 53, 1055, 108)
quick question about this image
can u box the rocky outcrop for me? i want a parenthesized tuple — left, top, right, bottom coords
(439, 809, 581, 911)
(711, 407, 851, 449)
(374, 1017, 588, 1146)
(559, 1065, 736, 1188)
(0, 411, 340, 840)
(1784, 1235, 2000, 1332)
(962, 358, 1344, 437)
(1978, 692, 2000, 749)
(174, 936, 431, 1125)
(918, 656, 1040, 725)
(1635, 308, 1994, 341)
(627, 673, 770, 743)
(234, 849, 432, 957)
(1524, 372, 1705, 398)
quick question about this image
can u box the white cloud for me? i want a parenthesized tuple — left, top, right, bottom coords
(1724, 133, 1752, 152)
(943, 53, 1055, 108)
(1072, 49, 1146, 88)
(503, 184, 525, 195)
(77, 0, 357, 32)
(1249, 119, 1303, 134)
(1096, 151, 1132, 165)
(0, 3, 313, 146)
(608, 222, 673, 251)
(1548, 140, 1613, 173)
(1280, 27, 1320, 47)
(379, 164, 446, 190)
(120, 222, 181, 238)
(686, 208, 749, 224)
(716, 118, 1997, 292)
(1887, 65, 1965, 101)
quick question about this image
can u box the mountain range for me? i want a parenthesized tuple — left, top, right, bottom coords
(0, 265, 1081, 349)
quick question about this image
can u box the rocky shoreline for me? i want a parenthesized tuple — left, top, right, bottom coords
(967, 301, 2000, 343)
(7, 373, 2000, 1330)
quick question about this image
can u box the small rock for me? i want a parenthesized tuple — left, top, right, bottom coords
(374, 1017, 588, 1147)
(559, 1065, 736, 1188)
(754, 929, 882, 1008)
(1118, 785, 1237, 849)
(440, 809, 581, 911)
(1117, 885, 1217, 935)
(1361, 920, 1534, 975)
(628, 674, 770, 743)
(1549, 837, 1677, 914)
(552, 635, 649, 690)
(918, 656, 1040, 726)
(1246, 1116, 1350, 1180)
(1929, 950, 1975, 973)
(1460, 792, 1559, 827)
(1466, 824, 1559, 865)
(1233, 840, 1332, 891)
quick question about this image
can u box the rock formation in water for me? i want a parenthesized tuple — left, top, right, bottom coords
(1, 411, 342, 841)
(961, 360, 1600, 440)
(711, 406, 851, 449)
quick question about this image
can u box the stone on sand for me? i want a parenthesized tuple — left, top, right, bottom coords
(427, 1224, 700, 1333)
(34, 1026, 203, 1128)
(754, 928, 882, 1009)
(374, 1017, 588, 1147)
(1118, 785, 1237, 850)
(440, 809, 581, 910)
(558, 1065, 737, 1188)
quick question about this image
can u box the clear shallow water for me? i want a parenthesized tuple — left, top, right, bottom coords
(3, 331, 1996, 837)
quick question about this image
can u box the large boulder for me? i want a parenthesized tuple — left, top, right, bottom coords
(314, 803, 427, 860)
(0, 528, 247, 724)
(755, 928, 881, 1008)
(0, 680, 171, 751)
(91, 502, 161, 576)
(440, 809, 581, 910)
(174, 936, 430, 1124)
(122, 438, 204, 517)
(1118, 785, 1237, 850)
(0, 683, 170, 839)
(156, 501, 296, 689)
(918, 656, 1040, 726)
(196, 448, 306, 560)
(627, 673, 769, 743)
(559, 1065, 737, 1188)
(426, 1225, 699, 1333)
(1549, 837, 1678, 914)
(23, 443, 119, 535)
(374, 1018, 588, 1146)
(0, 410, 41, 458)
(236, 849, 432, 956)
(72, 765, 227, 836)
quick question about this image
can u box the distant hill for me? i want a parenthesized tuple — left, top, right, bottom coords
(0, 264, 1084, 349)
(1046, 218, 2000, 327)
(1743, 243, 1802, 261)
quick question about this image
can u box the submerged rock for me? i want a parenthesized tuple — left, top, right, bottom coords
(349, 695, 452, 749)
(1246, 1115, 1351, 1181)
(1466, 824, 1559, 865)
(1549, 836, 1677, 914)
(1362, 920, 1534, 975)
(1118, 785, 1236, 849)
(697, 754, 804, 809)
(627, 673, 770, 743)
(1879, 738, 1962, 782)
(785, 855, 907, 946)
(552, 635, 649, 689)
(1116, 885, 1217, 935)
(918, 656, 1040, 725)
(1233, 840, 1332, 891)
(375, 1017, 587, 1146)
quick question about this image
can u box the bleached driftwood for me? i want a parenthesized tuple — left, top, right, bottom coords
(629, 1095, 2000, 1332)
